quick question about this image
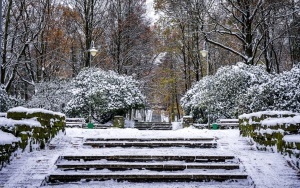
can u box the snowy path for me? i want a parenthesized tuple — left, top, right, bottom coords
(0, 128, 299, 188)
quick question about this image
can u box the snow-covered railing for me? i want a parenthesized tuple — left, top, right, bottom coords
(239, 111, 300, 168)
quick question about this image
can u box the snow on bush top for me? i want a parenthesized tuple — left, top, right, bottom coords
(8, 106, 65, 117)
(27, 79, 71, 112)
(65, 68, 145, 122)
(0, 117, 42, 128)
(283, 135, 300, 143)
(239, 111, 299, 119)
(260, 116, 300, 126)
(241, 63, 300, 113)
(0, 130, 19, 145)
(181, 62, 270, 121)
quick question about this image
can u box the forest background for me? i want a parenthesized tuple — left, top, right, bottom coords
(0, 0, 299, 122)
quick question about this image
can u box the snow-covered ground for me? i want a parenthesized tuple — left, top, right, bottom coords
(1, 127, 299, 188)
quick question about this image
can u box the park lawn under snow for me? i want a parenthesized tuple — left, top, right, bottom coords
(1, 127, 300, 188)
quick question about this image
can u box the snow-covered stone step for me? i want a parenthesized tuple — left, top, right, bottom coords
(134, 127, 173, 130)
(85, 137, 215, 142)
(134, 122, 172, 130)
(59, 155, 236, 163)
(45, 172, 248, 183)
(55, 162, 240, 171)
(83, 141, 217, 148)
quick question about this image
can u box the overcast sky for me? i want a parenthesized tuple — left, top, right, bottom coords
(146, 0, 159, 23)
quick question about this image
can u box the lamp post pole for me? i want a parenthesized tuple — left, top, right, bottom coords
(200, 47, 209, 128)
(88, 41, 98, 123)
(0, 0, 3, 112)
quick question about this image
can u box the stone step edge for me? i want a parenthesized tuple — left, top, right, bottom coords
(56, 163, 241, 170)
(58, 155, 235, 163)
(45, 173, 248, 184)
(84, 138, 215, 141)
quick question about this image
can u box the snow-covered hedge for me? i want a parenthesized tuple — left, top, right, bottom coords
(181, 63, 270, 123)
(241, 63, 300, 113)
(65, 68, 146, 123)
(27, 79, 72, 112)
(0, 87, 24, 112)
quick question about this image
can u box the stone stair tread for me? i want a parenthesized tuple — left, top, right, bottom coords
(56, 162, 240, 170)
(60, 155, 235, 161)
(83, 141, 217, 148)
(85, 137, 215, 141)
(47, 172, 248, 183)
(57, 161, 238, 165)
(84, 141, 216, 143)
(47, 172, 249, 177)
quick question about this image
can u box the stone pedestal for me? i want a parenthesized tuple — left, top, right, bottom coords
(113, 116, 125, 128)
(183, 116, 193, 128)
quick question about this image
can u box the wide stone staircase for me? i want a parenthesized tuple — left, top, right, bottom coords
(43, 137, 250, 186)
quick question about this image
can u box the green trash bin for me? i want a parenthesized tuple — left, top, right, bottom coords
(212, 123, 218, 130)
(87, 122, 94, 129)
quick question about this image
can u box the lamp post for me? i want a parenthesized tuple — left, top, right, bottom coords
(200, 49, 208, 75)
(89, 41, 98, 67)
(200, 48, 210, 128)
(41, 67, 45, 81)
(87, 41, 98, 123)
(0, 0, 3, 113)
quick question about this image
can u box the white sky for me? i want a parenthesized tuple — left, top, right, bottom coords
(146, 0, 159, 23)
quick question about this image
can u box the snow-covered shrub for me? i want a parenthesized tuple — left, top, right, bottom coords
(0, 86, 24, 112)
(242, 63, 300, 113)
(27, 79, 72, 112)
(65, 68, 145, 123)
(181, 63, 270, 123)
(180, 76, 212, 122)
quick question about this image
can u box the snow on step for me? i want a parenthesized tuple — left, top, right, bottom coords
(83, 141, 217, 148)
(85, 137, 215, 141)
(55, 162, 241, 171)
(58, 155, 235, 162)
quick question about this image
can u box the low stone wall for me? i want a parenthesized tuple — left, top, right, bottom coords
(0, 107, 66, 170)
(239, 111, 300, 168)
(283, 135, 300, 169)
(7, 107, 65, 151)
(0, 130, 19, 170)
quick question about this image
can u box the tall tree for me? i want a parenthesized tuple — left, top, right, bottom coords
(106, 0, 156, 78)
(72, 0, 109, 68)
(1, 0, 54, 98)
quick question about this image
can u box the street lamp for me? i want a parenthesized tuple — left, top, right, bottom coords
(200, 48, 210, 128)
(41, 67, 45, 81)
(89, 41, 98, 67)
(87, 41, 98, 123)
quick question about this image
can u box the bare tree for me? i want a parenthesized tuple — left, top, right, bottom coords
(72, 0, 109, 68)
(105, 0, 156, 78)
